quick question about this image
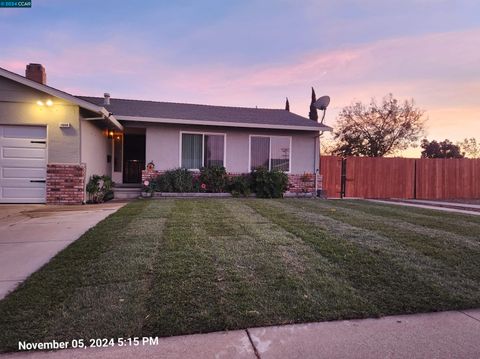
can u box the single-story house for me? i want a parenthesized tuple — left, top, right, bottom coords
(0, 63, 331, 204)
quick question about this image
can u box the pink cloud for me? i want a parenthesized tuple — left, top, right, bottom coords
(2, 27, 479, 147)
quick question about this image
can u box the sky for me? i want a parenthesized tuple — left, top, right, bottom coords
(1, 0, 479, 156)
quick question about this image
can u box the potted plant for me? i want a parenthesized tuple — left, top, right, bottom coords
(86, 175, 114, 203)
(141, 180, 155, 198)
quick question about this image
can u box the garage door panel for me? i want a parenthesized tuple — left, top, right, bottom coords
(1, 178, 45, 186)
(1, 159, 47, 168)
(2, 167, 46, 179)
(1, 187, 45, 203)
(3, 147, 46, 159)
(2, 125, 46, 139)
(0, 125, 47, 203)
(0, 137, 46, 147)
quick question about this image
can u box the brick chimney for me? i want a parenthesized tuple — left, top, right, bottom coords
(25, 63, 46, 85)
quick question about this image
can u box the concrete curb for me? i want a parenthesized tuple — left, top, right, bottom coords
(2, 309, 479, 358)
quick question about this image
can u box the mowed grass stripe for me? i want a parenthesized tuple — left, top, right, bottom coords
(275, 199, 480, 304)
(0, 200, 173, 351)
(327, 200, 480, 240)
(219, 200, 374, 322)
(283, 199, 480, 283)
(142, 200, 228, 336)
(244, 199, 464, 315)
(142, 199, 372, 337)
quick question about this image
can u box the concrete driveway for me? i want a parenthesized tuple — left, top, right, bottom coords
(0, 202, 126, 300)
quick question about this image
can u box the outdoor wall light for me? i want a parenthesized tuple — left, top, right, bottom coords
(36, 99, 54, 106)
(104, 130, 115, 139)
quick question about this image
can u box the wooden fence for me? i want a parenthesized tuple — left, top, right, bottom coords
(320, 156, 480, 199)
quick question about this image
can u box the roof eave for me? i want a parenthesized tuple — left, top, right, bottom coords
(116, 115, 331, 132)
(99, 108, 123, 130)
(0, 67, 123, 130)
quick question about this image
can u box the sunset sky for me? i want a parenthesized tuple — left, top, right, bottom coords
(1, 0, 479, 156)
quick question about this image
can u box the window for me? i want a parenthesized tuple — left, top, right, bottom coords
(250, 136, 269, 170)
(250, 136, 290, 172)
(270, 136, 290, 171)
(181, 132, 225, 169)
(182, 133, 202, 169)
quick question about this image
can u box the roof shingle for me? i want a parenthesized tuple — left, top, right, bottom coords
(77, 96, 331, 130)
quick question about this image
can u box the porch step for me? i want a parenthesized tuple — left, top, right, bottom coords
(113, 186, 142, 199)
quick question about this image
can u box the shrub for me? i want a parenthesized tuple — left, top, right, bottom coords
(199, 166, 228, 193)
(154, 168, 193, 192)
(228, 174, 252, 197)
(251, 167, 289, 198)
(86, 175, 113, 203)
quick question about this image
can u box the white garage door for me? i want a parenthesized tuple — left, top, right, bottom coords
(0, 125, 47, 203)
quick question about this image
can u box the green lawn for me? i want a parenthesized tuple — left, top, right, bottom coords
(1, 199, 480, 351)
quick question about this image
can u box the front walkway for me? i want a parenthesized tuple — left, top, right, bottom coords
(0, 202, 126, 299)
(1, 309, 479, 358)
(369, 199, 480, 216)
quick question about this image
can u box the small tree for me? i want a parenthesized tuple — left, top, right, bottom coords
(285, 97, 290, 111)
(458, 138, 479, 158)
(309, 87, 318, 121)
(421, 139, 464, 158)
(332, 94, 425, 157)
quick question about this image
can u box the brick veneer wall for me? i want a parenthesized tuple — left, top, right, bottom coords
(287, 173, 322, 194)
(142, 169, 322, 194)
(46, 164, 86, 204)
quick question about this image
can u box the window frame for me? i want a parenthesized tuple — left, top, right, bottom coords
(248, 135, 292, 173)
(179, 131, 227, 170)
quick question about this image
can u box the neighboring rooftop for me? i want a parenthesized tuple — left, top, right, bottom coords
(77, 96, 331, 131)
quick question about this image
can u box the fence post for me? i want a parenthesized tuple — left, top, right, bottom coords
(413, 160, 417, 199)
(340, 158, 347, 198)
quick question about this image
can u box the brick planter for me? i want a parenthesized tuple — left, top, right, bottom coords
(287, 173, 322, 194)
(46, 164, 86, 205)
(154, 192, 233, 198)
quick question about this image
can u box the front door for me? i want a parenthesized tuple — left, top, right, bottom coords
(123, 134, 146, 183)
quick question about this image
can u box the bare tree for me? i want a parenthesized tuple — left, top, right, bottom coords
(458, 138, 480, 158)
(320, 137, 337, 155)
(332, 94, 425, 157)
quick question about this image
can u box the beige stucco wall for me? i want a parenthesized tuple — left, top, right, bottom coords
(143, 123, 319, 174)
(0, 76, 80, 163)
(80, 119, 111, 185)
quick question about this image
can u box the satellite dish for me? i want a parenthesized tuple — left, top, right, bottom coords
(314, 96, 330, 110)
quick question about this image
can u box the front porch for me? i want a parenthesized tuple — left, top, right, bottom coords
(111, 127, 146, 185)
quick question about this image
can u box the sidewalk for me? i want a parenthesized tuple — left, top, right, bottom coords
(369, 199, 480, 216)
(405, 199, 480, 210)
(2, 309, 479, 359)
